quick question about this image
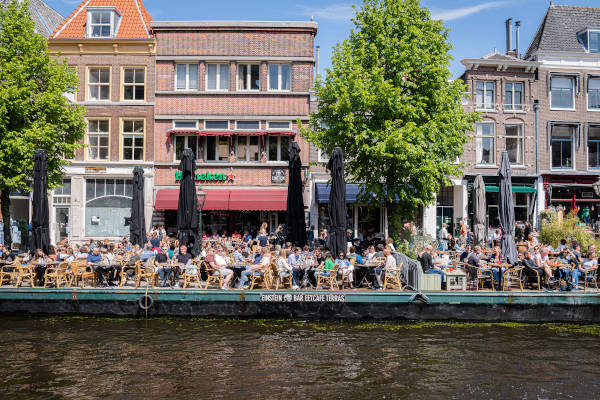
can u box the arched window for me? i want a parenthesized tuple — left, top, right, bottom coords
(85, 179, 133, 237)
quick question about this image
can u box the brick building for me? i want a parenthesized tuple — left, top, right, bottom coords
(150, 21, 317, 236)
(47, 0, 156, 243)
(524, 4, 600, 223)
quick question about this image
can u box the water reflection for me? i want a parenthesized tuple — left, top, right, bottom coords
(0, 317, 599, 399)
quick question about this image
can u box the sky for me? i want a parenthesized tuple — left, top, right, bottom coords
(46, 0, 600, 78)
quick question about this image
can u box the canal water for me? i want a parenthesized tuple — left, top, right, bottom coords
(1, 316, 599, 399)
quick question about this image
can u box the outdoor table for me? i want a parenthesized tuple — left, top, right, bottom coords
(444, 268, 467, 291)
(88, 262, 118, 286)
(156, 262, 184, 285)
(227, 262, 248, 285)
(355, 261, 383, 287)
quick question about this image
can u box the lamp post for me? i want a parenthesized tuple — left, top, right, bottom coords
(197, 188, 206, 236)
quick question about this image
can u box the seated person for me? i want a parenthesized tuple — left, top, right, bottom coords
(572, 246, 598, 289)
(275, 250, 294, 288)
(335, 252, 354, 288)
(419, 245, 444, 285)
(172, 245, 193, 288)
(555, 239, 568, 252)
(154, 246, 172, 287)
(459, 245, 471, 263)
(314, 251, 335, 286)
(240, 247, 271, 288)
(373, 246, 396, 289)
(213, 248, 234, 289)
(140, 244, 156, 263)
(287, 247, 302, 289)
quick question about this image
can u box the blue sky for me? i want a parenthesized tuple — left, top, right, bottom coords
(47, 0, 600, 78)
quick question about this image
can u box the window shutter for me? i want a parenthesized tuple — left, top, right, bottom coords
(546, 73, 551, 94)
(576, 74, 580, 96)
(547, 121, 552, 151)
(585, 122, 589, 148)
(576, 123, 581, 150)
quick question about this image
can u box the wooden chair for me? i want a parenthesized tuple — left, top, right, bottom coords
(476, 268, 495, 291)
(0, 262, 18, 286)
(273, 262, 293, 290)
(338, 264, 354, 290)
(202, 261, 223, 289)
(68, 261, 95, 288)
(120, 260, 140, 287)
(135, 262, 156, 288)
(44, 262, 69, 288)
(316, 265, 339, 290)
(520, 267, 542, 291)
(249, 267, 272, 290)
(502, 266, 524, 291)
(581, 266, 599, 292)
(383, 262, 403, 291)
(182, 261, 202, 289)
(15, 263, 36, 288)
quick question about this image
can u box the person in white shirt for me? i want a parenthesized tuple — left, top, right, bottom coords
(374, 246, 396, 289)
(214, 248, 234, 289)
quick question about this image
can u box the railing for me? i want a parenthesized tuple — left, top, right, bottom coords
(396, 253, 422, 291)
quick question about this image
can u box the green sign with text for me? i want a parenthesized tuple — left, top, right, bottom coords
(175, 171, 235, 182)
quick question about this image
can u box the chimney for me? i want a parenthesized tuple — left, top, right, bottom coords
(505, 18, 513, 54)
(315, 45, 320, 81)
(515, 21, 521, 59)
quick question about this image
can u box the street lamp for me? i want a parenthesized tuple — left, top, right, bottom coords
(197, 188, 206, 235)
(593, 178, 600, 198)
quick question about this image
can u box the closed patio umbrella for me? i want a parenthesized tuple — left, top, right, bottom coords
(498, 151, 519, 289)
(130, 166, 146, 246)
(177, 148, 200, 256)
(286, 141, 306, 246)
(30, 149, 50, 255)
(327, 147, 347, 256)
(473, 174, 487, 248)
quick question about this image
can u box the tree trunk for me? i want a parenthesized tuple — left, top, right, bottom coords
(0, 190, 11, 248)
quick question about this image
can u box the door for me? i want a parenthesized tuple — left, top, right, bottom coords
(55, 207, 70, 243)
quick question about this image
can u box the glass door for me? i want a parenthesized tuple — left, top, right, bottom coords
(55, 207, 70, 243)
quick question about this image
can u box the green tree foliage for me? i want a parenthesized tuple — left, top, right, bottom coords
(302, 0, 479, 223)
(539, 210, 597, 250)
(0, 0, 86, 245)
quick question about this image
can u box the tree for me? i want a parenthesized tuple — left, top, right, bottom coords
(0, 0, 86, 246)
(302, 0, 479, 229)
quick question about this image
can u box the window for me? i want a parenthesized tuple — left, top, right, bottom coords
(268, 64, 291, 91)
(85, 179, 133, 237)
(88, 67, 110, 101)
(475, 81, 495, 110)
(176, 64, 198, 90)
(505, 124, 524, 165)
(578, 30, 600, 53)
(236, 136, 260, 161)
(123, 68, 144, 101)
(318, 149, 329, 162)
(475, 122, 495, 165)
(206, 64, 229, 91)
(588, 77, 600, 110)
(588, 125, 600, 169)
(238, 64, 260, 90)
(87, 119, 109, 161)
(205, 120, 229, 130)
(268, 121, 291, 130)
(53, 179, 71, 205)
(173, 121, 198, 130)
(267, 135, 290, 161)
(505, 82, 523, 111)
(122, 119, 144, 161)
(236, 121, 260, 130)
(551, 125, 574, 169)
(88, 11, 113, 38)
(204, 136, 229, 162)
(174, 135, 198, 161)
(550, 76, 575, 109)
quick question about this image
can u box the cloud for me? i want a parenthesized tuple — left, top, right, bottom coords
(430, 1, 510, 21)
(298, 3, 356, 22)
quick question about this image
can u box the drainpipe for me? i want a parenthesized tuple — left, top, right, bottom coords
(534, 100, 540, 175)
(315, 45, 320, 82)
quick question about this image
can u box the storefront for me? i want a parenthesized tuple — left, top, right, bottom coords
(543, 175, 600, 224)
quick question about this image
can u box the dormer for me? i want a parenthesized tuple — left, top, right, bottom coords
(577, 28, 600, 53)
(86, 7, 121, 38)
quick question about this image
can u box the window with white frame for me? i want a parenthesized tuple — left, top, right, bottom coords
(551, 125, 574, 169)
(578, 30, 600, 53)
(236, 136, 260, 161)
(267, 121, 291, 130)
(176, 64, 198, 90)
(205, 120, 229, 130)
(174, 135, 198, 161)
(123, 68, 144, 101)
(267, 135, 290, 161)
(505, 123, 524, 165)
(88, 11, 115, 38)
(173, 121, 198, 130)
(238, 64, 260, 90)
(88, 67, 110, 101)
(122, 119, 144, 161)
(318, 149, 329, 162)
(268, 64, 291, 91)
(204, 136, 229, 162)
(588, 77, 600, 110)
(206, 64, 229, 91)
(504, 82, 523, 111)
(87, 119, 109, 161)
(475, 81, 495, 110)
(475, 122, 495, 165)
(550, 76, 575, 109)
(588, 125, 600, 169)
(53, 179, 71, 205)
(236, 120, 260, 130)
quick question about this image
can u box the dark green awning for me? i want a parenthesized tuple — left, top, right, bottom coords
(484, 186, 536, 194)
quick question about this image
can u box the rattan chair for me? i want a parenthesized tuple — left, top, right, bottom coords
(68, 261, 95, 287)
(182, 261, 202, 289)
(316, 265, 339, 290)
(502, 266, 524, 291)
(15, 263, 36, 287)
(202, 261, 223, 289)
(0, 262, 18, 286)
(44, 262, 69, 288)
(476, 268, 495, 291)
(120, 260, 139, 287)
(383, 262, 403, 291)
(135, 261, 157, 288)
(273, 262, 293, 290)
(581, 266, 599, 292)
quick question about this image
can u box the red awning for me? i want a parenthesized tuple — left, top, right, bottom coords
(229, 189, 287, 211)
(154, 188, 287, 211)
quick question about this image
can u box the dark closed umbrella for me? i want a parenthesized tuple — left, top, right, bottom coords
(177, 148, 200, 256)
(31, 149, 50, 254)
(130, 166, 146, 246)
(473, 174, 487, 248)
(286, 141, 306, 246)
(326, 147, 347, 256)
(498, 151, 519, 289)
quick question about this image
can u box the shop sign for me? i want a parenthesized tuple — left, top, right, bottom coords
(271, 168, 286, 184)
(259, 293, 346, 303)
(175, 171, 235, 182)
(85, 167, 106, 174)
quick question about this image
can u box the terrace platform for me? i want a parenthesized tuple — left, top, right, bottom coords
(1, 287, 600, 322)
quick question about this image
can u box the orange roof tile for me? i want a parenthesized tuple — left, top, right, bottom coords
(51, 0, 153, 39)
